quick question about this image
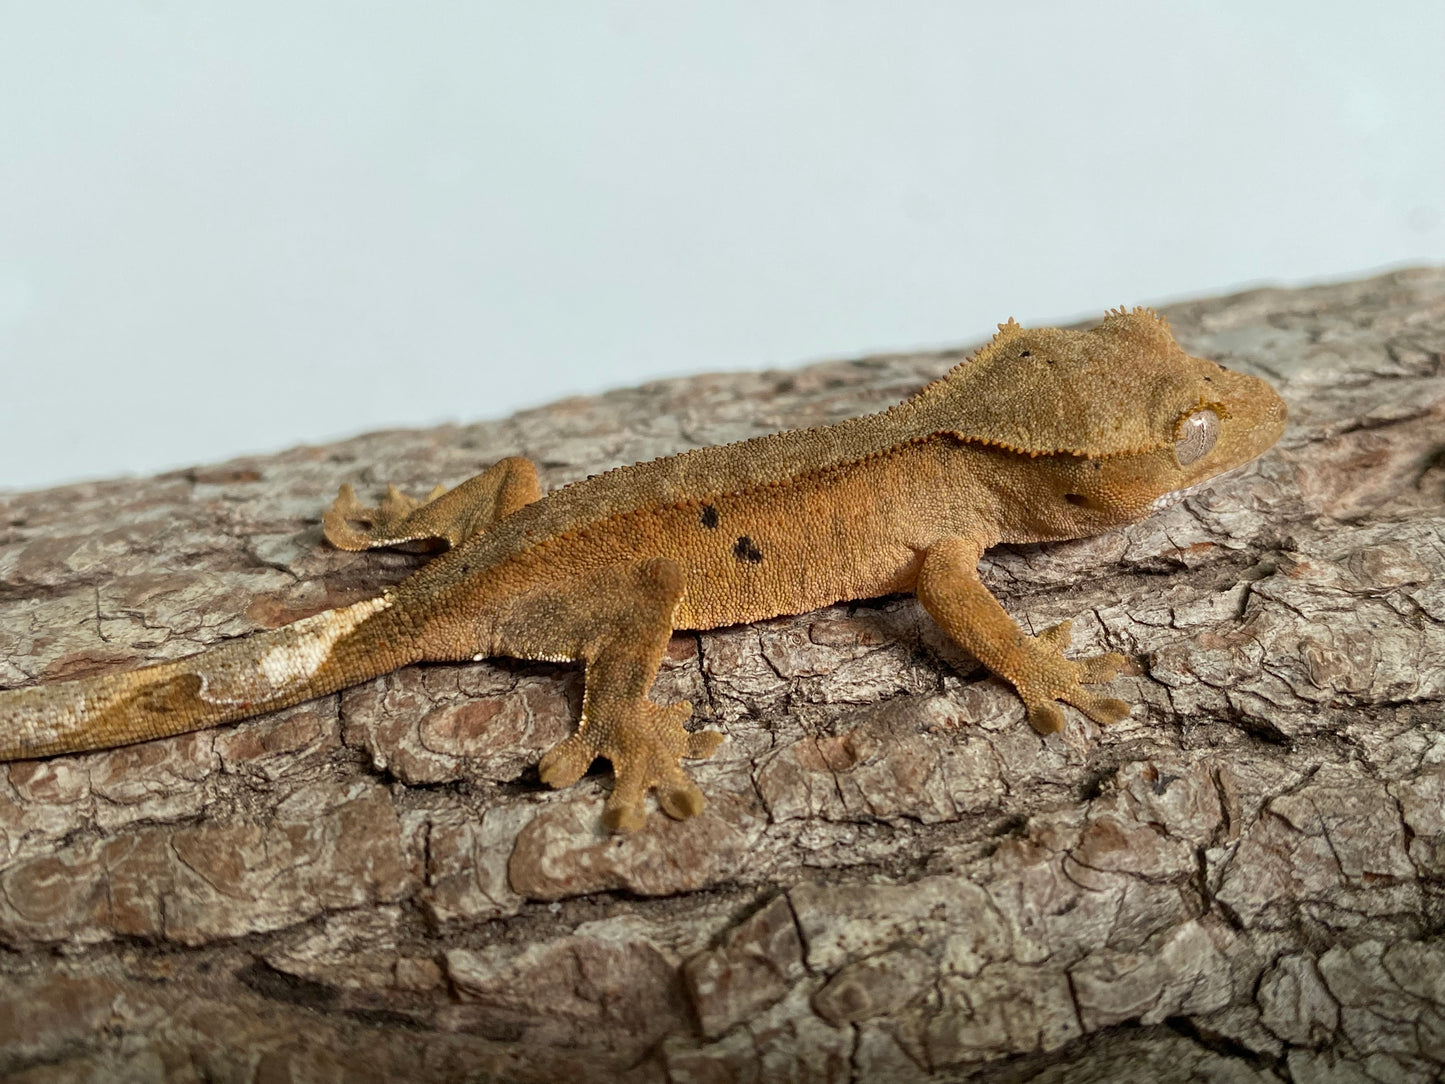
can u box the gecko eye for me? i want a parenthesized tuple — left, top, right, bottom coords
(1174, 409, 1220, 466)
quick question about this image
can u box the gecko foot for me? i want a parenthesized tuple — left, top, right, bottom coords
(323, 483, 447, 550)
(538, 699, 724, 832)
(1023, 620, 1131, 734)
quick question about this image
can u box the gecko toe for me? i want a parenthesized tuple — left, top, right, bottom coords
(322, 482, 439, 550)
(550, 697, 716, 832)
(602, 792, 648, 833)
(685, 729, 724, 760)
(660, 699, 694, 725)
(1086, 696, 1131, 726)
(1036, 620, 1074, 650)
(1018, 632, 1132, 736)
(602, 751, 660, 832)
(538, 733, 596, 789)
(1076, 652, 1129, 684)
(657, 774, 706, 820)
(322, 485, 376, 550)
(1027, 701, 1068, 734)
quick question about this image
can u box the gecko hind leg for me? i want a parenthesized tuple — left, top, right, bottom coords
(324, 455, 541, 551)
(495, 557, 723, 832)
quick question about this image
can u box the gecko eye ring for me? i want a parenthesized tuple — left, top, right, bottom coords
(1174, 409, 1220, 466)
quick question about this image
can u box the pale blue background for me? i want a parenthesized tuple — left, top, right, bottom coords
(2, 2, 1442, 490)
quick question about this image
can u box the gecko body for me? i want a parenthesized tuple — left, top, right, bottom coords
(0, 310, 1286, 830)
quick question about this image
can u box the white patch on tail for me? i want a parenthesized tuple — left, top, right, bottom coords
(252, 596, 392, 690)
(0, 594, 396, 759)
(191, 595, 393, 706)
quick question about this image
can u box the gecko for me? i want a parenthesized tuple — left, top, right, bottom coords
(0, 309, 1286, 831)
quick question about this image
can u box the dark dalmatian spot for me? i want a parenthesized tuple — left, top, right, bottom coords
(733, 535, 763, 564)
(700, 504, 719, 530)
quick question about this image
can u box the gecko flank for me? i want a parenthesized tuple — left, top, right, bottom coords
(0, 310, 1286, 831)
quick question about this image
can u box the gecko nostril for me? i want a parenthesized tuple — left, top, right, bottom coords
(1065, 493, 1088, 506)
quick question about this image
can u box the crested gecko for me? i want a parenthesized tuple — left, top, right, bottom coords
(0, 310, 1286, 831)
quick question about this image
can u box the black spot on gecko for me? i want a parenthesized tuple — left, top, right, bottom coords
(700, 504, 719, 530)
(733, 535, 763, 564)
(1020, 350, 1031, 357)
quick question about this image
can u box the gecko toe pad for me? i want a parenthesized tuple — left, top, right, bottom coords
(1036, 623, 1129, 683)
(1026, 688, 1131, 734)
(656, 776, 706, 820)
(1075, 652, 1129, 684)
(538, 698, 724, 832)
(1036, 620, 1075, 650)
(537, 731, 598, 790)
(1021, 633, 1133, 735)
(1028, 702, 1068, 734)
(685, 729, 725, 760)
(1083, 696, 1131, 726)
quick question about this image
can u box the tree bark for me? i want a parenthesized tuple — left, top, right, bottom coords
(2, 268, 1443, 1083)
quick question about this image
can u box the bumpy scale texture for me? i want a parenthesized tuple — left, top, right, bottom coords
(0, 309, 1284, 832)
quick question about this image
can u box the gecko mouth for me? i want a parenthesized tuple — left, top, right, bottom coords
(1149, 459, 1257, 513)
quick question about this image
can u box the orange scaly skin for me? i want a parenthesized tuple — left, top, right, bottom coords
(0, 311, 1286, 831)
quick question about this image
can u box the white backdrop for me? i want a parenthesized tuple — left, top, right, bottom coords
(2, 2, 1441, 490)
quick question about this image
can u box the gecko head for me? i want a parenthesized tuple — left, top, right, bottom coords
(1073, 344, 1288, 525)
(1081, 308, 1288, 509)
(926, 308, 1287, 527)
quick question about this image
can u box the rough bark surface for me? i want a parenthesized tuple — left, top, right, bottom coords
(2, 269, 1444, 1083)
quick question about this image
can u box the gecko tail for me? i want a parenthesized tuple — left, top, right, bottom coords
(0, 595, 410, 760)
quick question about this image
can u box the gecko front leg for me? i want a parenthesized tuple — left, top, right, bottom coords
(917, 535, 1130, 734)
(324, 455, 541, 550)
(493, 556, 723, 831)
